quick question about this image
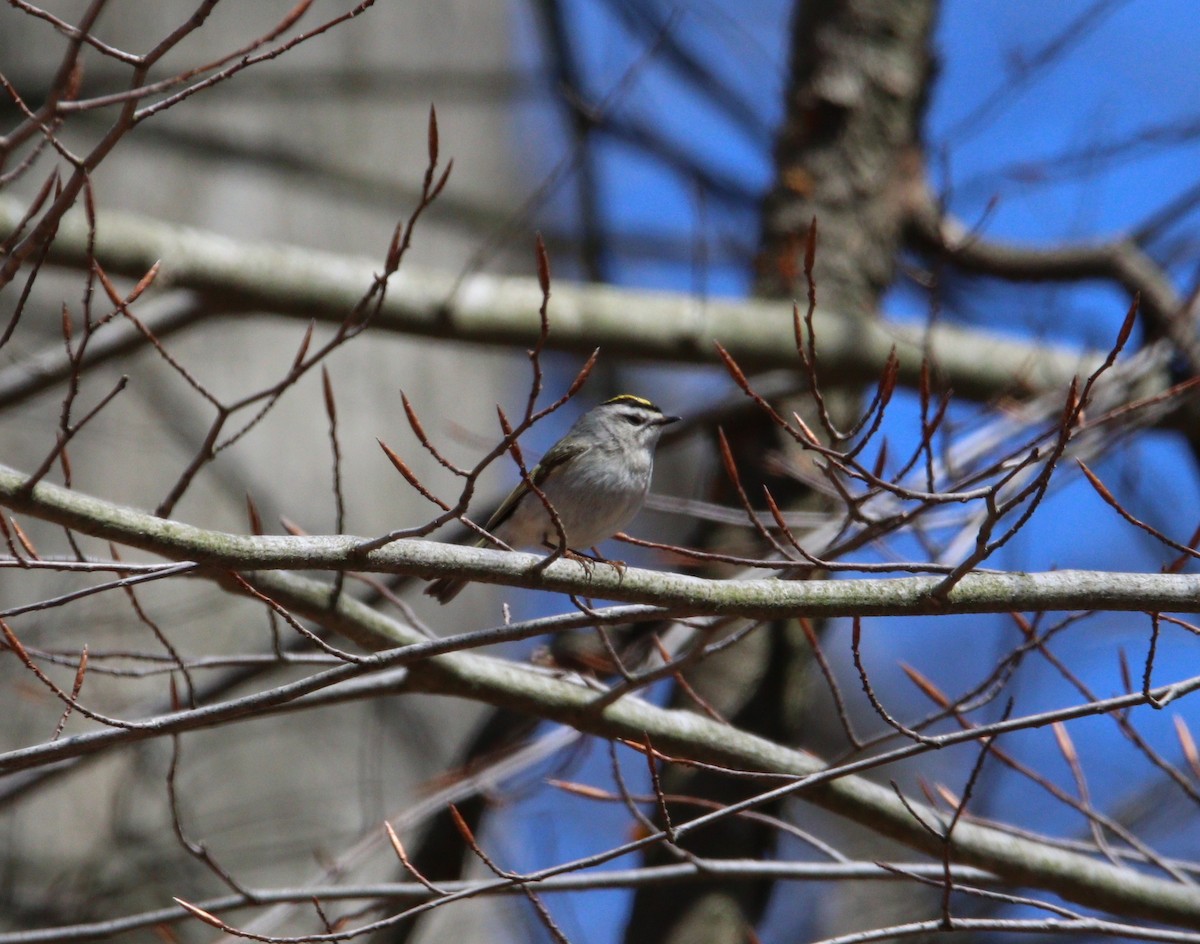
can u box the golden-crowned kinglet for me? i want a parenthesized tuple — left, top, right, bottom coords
(425, 394, 680, 603)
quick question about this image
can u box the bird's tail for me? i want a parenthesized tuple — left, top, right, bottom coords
(424, 575, 467, 604)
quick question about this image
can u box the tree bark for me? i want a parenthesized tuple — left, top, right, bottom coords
(624, 3, 937, 942)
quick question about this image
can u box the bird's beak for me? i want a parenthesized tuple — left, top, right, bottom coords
(657, 414, 682, 426)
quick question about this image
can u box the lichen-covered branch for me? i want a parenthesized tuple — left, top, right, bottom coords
(0, 196, 1140, 403)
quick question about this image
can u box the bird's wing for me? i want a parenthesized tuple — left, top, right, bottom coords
(482, 440, 592, 536)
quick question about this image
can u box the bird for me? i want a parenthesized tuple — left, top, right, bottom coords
(425, 394, 680, 603)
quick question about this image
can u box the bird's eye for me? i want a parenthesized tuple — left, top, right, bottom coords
(623, 412, 647, 426)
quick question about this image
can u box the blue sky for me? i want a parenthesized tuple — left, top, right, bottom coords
(496, 3, 1200, 940)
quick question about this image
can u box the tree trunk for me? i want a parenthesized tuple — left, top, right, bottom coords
(623, 3, 936, 942)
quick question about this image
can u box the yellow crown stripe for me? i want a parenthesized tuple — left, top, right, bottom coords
(603, 394, 659, 410)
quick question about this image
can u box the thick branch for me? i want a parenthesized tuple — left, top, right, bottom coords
(3, 559, 1200, 929)
(0, 196, 1138, 403)
(908, 199, 1200, 372)
(3, 463, 1200, 623)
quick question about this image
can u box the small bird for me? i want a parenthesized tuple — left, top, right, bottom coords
(425, 394, 680, 603)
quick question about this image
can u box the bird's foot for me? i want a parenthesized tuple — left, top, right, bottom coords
(563, 546, 598, 578)
(586, 546, 627, 580)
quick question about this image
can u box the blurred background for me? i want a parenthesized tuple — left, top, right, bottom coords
(3, 2, 1200, 943)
